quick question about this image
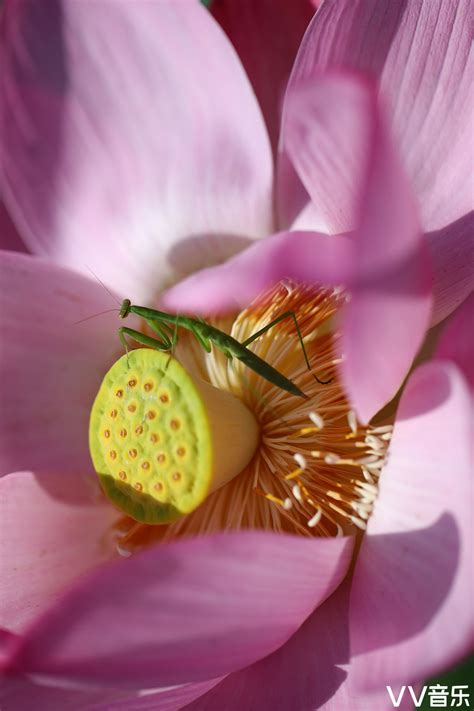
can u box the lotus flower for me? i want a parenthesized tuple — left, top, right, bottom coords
(0, 1, 472, 709)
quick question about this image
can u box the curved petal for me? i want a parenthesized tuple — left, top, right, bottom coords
(279, 0, 472, 233)
(0, 676, 135, 711)
(349, 361, 473, 690)
(87, 678, 223, 711)
(277, 0, 407, 227)
(6, 531, 354, 689)
(290, 200, 331, 233)
(0, 201, 27, 253)
(212, 0, 315, 154)
(289, 72, 431, 422)
(0, 252, 121, 476)
(283, 72, 370, 235)
(427, 212, 474, 325)
(0, 471, 117, 634)
(378, 0, 472, 233)
(186, 578, 413, 711)
(436, 292, 474, 392)
(2, 0, 273, 300)
(187, 579, 349, 710)
(0, 675, 222, 711)
(162, 230, 354, 313)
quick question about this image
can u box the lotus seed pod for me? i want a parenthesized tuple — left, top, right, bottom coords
(89, 349, 259, 524)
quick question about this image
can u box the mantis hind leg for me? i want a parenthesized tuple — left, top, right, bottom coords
(241, 310, 332, 386)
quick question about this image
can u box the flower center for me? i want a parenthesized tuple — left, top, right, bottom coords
(92, 282, 391, 555)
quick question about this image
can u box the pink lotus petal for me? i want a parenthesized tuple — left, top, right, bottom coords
(280, 0, 472, 234)
(2, 0, 273, 300)
(186, 578, 413, 711)
(0, 201, 27, 253)
(279, 0, 471, 329)
(321, 684, 415, 710)
(0, 675, 222, 711)
(0, 639, 217, 711)
(162, 230, 353, 314)
(277, 0, 409, 228)
(436, 292, 474, 392)
(427, 212, 474, 326)
(0, 470, 117, 634)
(213, 0, 315, 155)
(0, 629, 19, 668)
(186, 579, 349, 710)
(289, 200, 331, 233)
(0, 676, 132, 711)
(290, 72, 431, 423)
(378, 0, 472, 234)
(86, 678, 224, 711)
(0, 252, 121, 476)
(7, 531, 354, 689)
(350, 361, 473, 690)
(283, 73, 371, 235)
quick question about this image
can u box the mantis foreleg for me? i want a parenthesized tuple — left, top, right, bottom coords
(118, 327, 173, 354)
(119, 318, 179, 377)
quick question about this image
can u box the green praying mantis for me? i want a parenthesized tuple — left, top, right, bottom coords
(118, 299, 331, 399)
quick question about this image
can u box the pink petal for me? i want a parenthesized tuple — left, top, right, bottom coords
(320, 685, 414, 710)
(186, 578, 413, 711)
(7, 531, 354, 689)
(279, 0, 471, 326)
(2, 0, 273, 300)
(0, 676, 133, 711)
(0, 252, 121, 476)
(0, 629, 19, 667)
(162, 230, 354, 314)
(279, 0, 472, 234)
(212, 0, 315, 154)
(277, 0, 409, 228)
(436, 292, 474, 392)
(86, 678, 224, 711)
(1, 628, 220, 711)
(289, 199, 331, 233)
(427, 212, 474, 325)
(349, 361, 473, 690)
(186, 580, 348, 710)
(0, 676, 222, 711)
(378, 0, 472, 233)
(0, 201, 27, 253)
(283, 73, 371, 235)
(286, 72, 431, 422)
(0, 470, 117, 634)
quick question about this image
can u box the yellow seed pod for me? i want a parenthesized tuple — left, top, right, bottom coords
(89, 349, 258, 525)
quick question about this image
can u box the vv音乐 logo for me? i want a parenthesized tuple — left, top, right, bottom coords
(386, 684, 470, 708)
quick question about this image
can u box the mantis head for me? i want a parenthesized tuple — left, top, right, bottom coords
(119, 299, 132, 319)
